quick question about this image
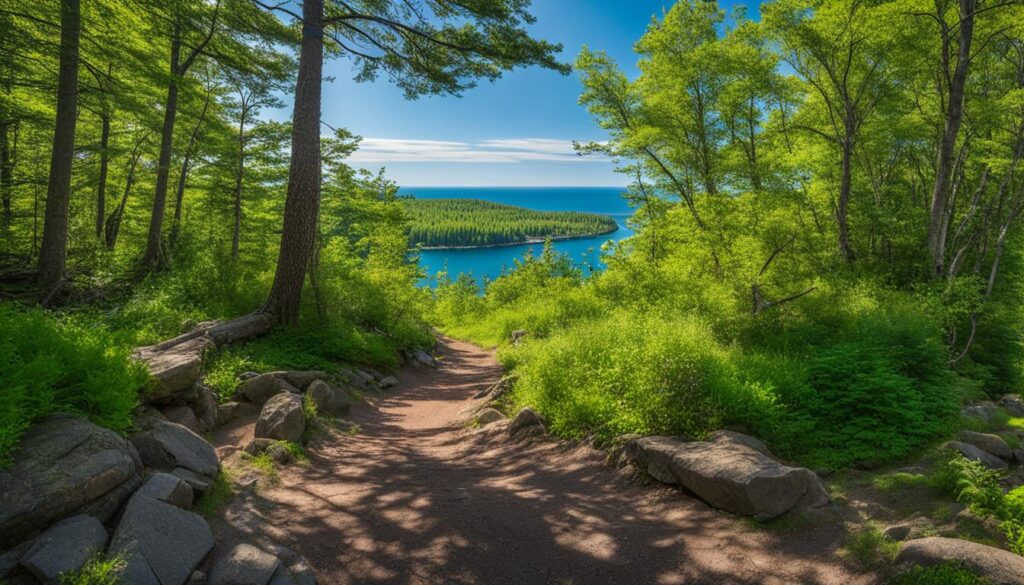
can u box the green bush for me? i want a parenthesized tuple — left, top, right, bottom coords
(0, 305, 147, 465)
(885, 564, 992, 585)
(59, 554, 126, 585)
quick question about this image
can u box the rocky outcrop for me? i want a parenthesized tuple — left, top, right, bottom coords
(239, 374, 300, 407)
(942, 440, 1008, 469)
(959, 431, 1013, 461)
(109, 493, 214, 585)
(508, 407, 545, 438)
(255, 393, 305, 443)
(135, 472, 194, 509)
(962, 401, 1001, 423)
(19, 515, 107, 583)
(624, 434, 829, 520)
(193, 383, 220, 432)
(208, 543, 280, 585)
(999, 394, 1024, 417)
(129, 411, 220, 491)
(895, 537, 1024, 585)
(135, 336, 214, 402)
(307, 380, 351, 416)
(0, 415, 142, 549)
(162, 405, 200, 432)
(477, 408, 504, 426)
(280, 370, 328, 391)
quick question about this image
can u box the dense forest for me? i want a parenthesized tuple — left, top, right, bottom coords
(402, 198, 618, 248)
(0, 0, 564, 462)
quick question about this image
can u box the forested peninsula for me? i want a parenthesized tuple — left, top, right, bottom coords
(402, 198, 618, 248)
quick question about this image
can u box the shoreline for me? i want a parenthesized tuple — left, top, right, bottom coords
(412, 225, 620, 251)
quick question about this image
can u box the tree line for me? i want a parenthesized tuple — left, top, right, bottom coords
(0, 0, 566, 325)
(403, 198, 618, 248)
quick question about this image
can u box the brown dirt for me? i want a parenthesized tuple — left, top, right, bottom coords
(209, 337, 878, 585)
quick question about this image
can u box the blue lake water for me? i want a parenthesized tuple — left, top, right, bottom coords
(400, 186, 634, 287)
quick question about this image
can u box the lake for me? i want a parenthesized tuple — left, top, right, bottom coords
(400, 186, 634, 287)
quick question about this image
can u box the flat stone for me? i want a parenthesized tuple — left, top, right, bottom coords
(130, 415, 219, 479)
(135, 337, 214, 401)
(171, 467, 214, 495)
(255, 393, 305, 443)
(110, 494, 213, 585)
(208, 543, 280, 585)
(942, 441, 1008, 469)
(625, 435, 829, 520)
(960, 431, 1013, 460)
(162, 405, 200, 432)
(20, 515, 107, 583)
(0, 415, 142, 549)
(896, 537, 1024, 585)
(707, 430, 772, 457)
(136, 472, 194, 509)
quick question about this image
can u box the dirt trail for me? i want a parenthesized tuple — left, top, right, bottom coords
(211, 337, 876, 585)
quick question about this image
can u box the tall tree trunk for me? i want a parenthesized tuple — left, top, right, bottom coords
(105, 140, 144, 251)
(0, 118, 11, 228)
(838, 132, 855, 263)
(927, 0, 975, 278)
(143, 25, 182, 268)
(261, 0, 323, 324)
(37, 0, 80, 289)
(172, 86, 211, 229)
(95, 112, 110, 239)
(231, 105, 247, 262)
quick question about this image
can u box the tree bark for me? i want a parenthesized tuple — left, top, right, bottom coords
(105, 139, 144, 251)
(142, 24, 182, 268)
(37, 0, 80, 289)
(0, 118, 11, 229)
(261, 0, 323, 324)
(231, 101, 248, 262)
(926, 0, 975, 278)
(95, 112, 110, 239)
(172, 86, 211, 228)
(838, 132, 855, 263)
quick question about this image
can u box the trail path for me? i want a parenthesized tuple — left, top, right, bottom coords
(211, 337, 875, 585)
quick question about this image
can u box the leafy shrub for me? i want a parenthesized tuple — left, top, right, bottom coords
(0, 305, 147, 465)
(59, 554, 126, 585)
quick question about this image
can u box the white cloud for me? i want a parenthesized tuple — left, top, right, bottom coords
(348, 138, 608, 164)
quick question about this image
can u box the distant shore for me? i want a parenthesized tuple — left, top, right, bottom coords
(413, 224, 620, 251)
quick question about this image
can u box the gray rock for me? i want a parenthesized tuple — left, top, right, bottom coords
(129, 414, 220, 480)
(255, 393, 305, 443)
(0, 415, 142, 549)
(884, 519, 932, 542)
(245, 438, 276, 455)
(110, 494, 213, 585)
(354, 369, 375, 385)
(239, 371, 260, 381)
(268, 566, 298, 585)
(208, 543, 280, 585)
(135, 336, 215, 402)
(624, 435, 829, 520)
(999, 394, 1024, 417)
(136, 472, 194, 509)
(338, 368, 366, 389)
(476, 408, 504, 426)
(960, 431, 1013, 460)
(163, 405, 200, 433)
(942, 441, 1008, 469)
(192, 384, 220, 432)
(962, 401, 1000, 423)
(307, 380, 351, 416)
(508, 408, 545, 437)
(1014, 449, 1024, 464)
(414, 349, 438, 368)
(707, 430, 772, 457)
(171, 467, 215, 495)
(280, 371, 328, 391)
(217, 402, 243, 426)
(379, 376, 398, 389)
(895, 537, 1024, 585)
(239, 374, 297, 406)
(509, 329, 528, 345)
(0, 540, 33, 580)
(20, 515, 107, 583)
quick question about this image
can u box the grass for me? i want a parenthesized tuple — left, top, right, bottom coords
(58, 554, 127, 585)
(194, 470, 236, 518)
(842, 524, 901, 569)
(885, 564, 993, 585)
(873, 472, 930, 492)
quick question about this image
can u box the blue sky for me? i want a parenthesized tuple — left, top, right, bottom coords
(320, 0, 758, 187)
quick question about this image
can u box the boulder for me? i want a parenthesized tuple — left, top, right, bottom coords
(962, 401, 1001, 423)
(354, 369, 375, 385)
(217, 402, 246, 426)
(136, 472, 194, 509)
(338, 368, 367, 389)
(959, 431, 1013, 461)
(624, 435, 829, 520)
(208, 543, 280, 585)
(895, 537, 1024, 585)
(884, 518, 931, 542)
(379, 376, 398, 389)
(162, 405, 200, 433)
(942, 441, 1008, 469)
(280, 371, 328, 391)
(19, 515, 107, 583)
(129, 413, 220, 480)
(707, 430, 772, 457)
(109, 494, 214, 585)
(171, 468, 214, 494)
(135, 336, 214, 402)
(0, 415, 142, 549)
(307, 380, 351, 416)
(508, 408, 545, 437)
(476, 408, 504, 426)
(245, 438, 276, 455)
(239, 374, 299, 406)
(414, 349, 438, 368)
(239, 371, 260, 381)
(999, 394, 1024, 417)
(192, 384, 220, 432)
(255, 393, 305, 443)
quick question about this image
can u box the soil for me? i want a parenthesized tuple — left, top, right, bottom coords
(208, 337, 877, 585)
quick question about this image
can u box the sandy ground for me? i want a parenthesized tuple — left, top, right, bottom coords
(209, 337, 878, 585)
